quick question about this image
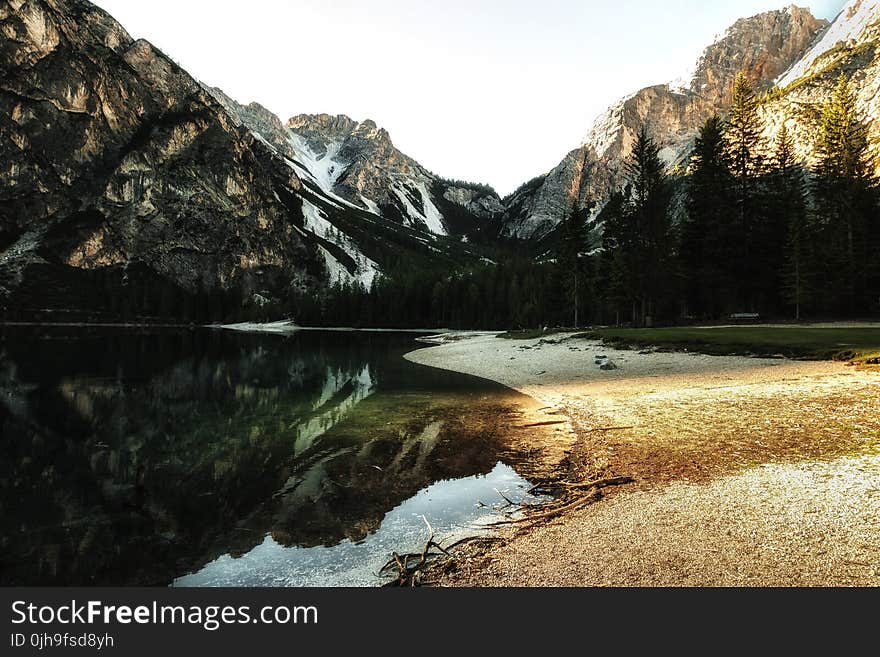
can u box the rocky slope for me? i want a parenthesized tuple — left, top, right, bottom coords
(761, 0, 880, 171)
(0, 0, 333, 320)
(206, 89, 508, 281)
(502, 6, 829, 239)
(0, 0, 500, 322)
(286, 113, 505, 236)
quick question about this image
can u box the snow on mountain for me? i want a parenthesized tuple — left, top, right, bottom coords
(287, 131, 347, 194)
(300, 198, 379, 288)
(777, 0, 880, 87)
(761, 0, 880, 179)
(285, 114, 494, 237)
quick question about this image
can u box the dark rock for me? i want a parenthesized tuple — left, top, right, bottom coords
(0, 0, 325, 321)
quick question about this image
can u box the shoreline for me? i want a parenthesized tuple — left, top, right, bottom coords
(405, 332, 880, 586)
(217, 321, 462, 334)
(0, 320, 463, 335)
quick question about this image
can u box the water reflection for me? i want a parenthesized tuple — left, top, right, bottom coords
(176, 462, 532, 587)
(0, 328, 544, 586)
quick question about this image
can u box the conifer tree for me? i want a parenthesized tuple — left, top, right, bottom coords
(681, 115, 735, 318)
(724, 71, 764, 310)
(813, 73, 875, 314)
(772, 123, 811, 319)
(599, 190, 633, 325)
(625, 125, 672, 325)
(558, 203, 590, 327)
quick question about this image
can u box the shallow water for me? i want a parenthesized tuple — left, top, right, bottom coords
(0, 327, 545, 586)
(175, 462, 533, 587)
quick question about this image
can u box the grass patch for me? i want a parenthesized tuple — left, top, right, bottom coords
(590, 326, 880, 362)
(497, 329, 566, 341)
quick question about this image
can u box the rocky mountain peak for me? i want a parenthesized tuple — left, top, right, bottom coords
(503, 5, 829, 240)
(684, 6, 828, 105)
(760, 0, 880, 177)
(286, 113, 361, 153)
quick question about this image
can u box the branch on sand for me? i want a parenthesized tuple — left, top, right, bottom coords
(380, 520, 504, 587)
(490, 475, 634, 528)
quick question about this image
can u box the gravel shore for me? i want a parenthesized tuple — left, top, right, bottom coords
(406, 332, 880, 587)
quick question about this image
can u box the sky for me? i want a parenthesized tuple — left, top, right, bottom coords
(92, 0, 846, 195)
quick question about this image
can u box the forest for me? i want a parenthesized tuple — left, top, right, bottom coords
(305, 73, 880, 329)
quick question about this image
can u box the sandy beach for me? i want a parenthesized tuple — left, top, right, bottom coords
(405, 332, 880, 586)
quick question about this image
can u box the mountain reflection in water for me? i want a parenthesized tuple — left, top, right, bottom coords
(0, 327, 546, 586)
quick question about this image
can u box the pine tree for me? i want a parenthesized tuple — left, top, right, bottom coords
(813, 73, 875, 314)
(625, 125, 672, 325)
(558, 204, 590, 327)
(724, 71, 764, 310)
(598, 190, 633, 325)
(681, 115, 735, 318)
(772, 123, 811, 319)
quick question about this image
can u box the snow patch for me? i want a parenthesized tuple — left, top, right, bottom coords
(283, 135, 390, 219)
(416, 180, 446, 235)
(390, 182, 447, 236)
(777, 0, 880, 87)
(220, 320, 299, 333)
(301, 198, 380, 289)
(359, 195, 381, 215)
(287, 131, 346, 191)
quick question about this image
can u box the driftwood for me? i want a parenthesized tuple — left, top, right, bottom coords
(518, 420, 568, 428)
(380, 531, 510, 586)
(380, 516, 453, 587)
(584, 425, 635, 433)
(488, 489, 603, 526)
(490, 474, 634, 527)
(494, 488, 516, 506)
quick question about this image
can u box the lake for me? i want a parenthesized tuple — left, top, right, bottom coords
(0, 327, 551, 586)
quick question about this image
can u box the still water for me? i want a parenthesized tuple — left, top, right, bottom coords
(0, 327, 546, 586)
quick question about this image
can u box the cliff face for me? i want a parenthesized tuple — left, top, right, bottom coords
(0, 0, 331, 319)
(501, 6, 829, 239)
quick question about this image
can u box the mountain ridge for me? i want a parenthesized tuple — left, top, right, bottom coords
(2, 0, 879, 322)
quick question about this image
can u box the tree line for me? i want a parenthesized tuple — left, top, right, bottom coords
(593, 72, 879, 325)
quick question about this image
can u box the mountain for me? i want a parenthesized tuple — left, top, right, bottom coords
(2, 0, 879, 323)
(205, 89, 507, 264)
(0, 0, 499, 322)
(284, 113, 505, 238)
(501, 5, 830, 239)
(0, 0, 327, 320)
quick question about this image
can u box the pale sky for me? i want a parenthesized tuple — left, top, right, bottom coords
(92, 0, 845, 195)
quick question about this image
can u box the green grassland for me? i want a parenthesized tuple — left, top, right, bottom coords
(587, 326, 880, 363)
